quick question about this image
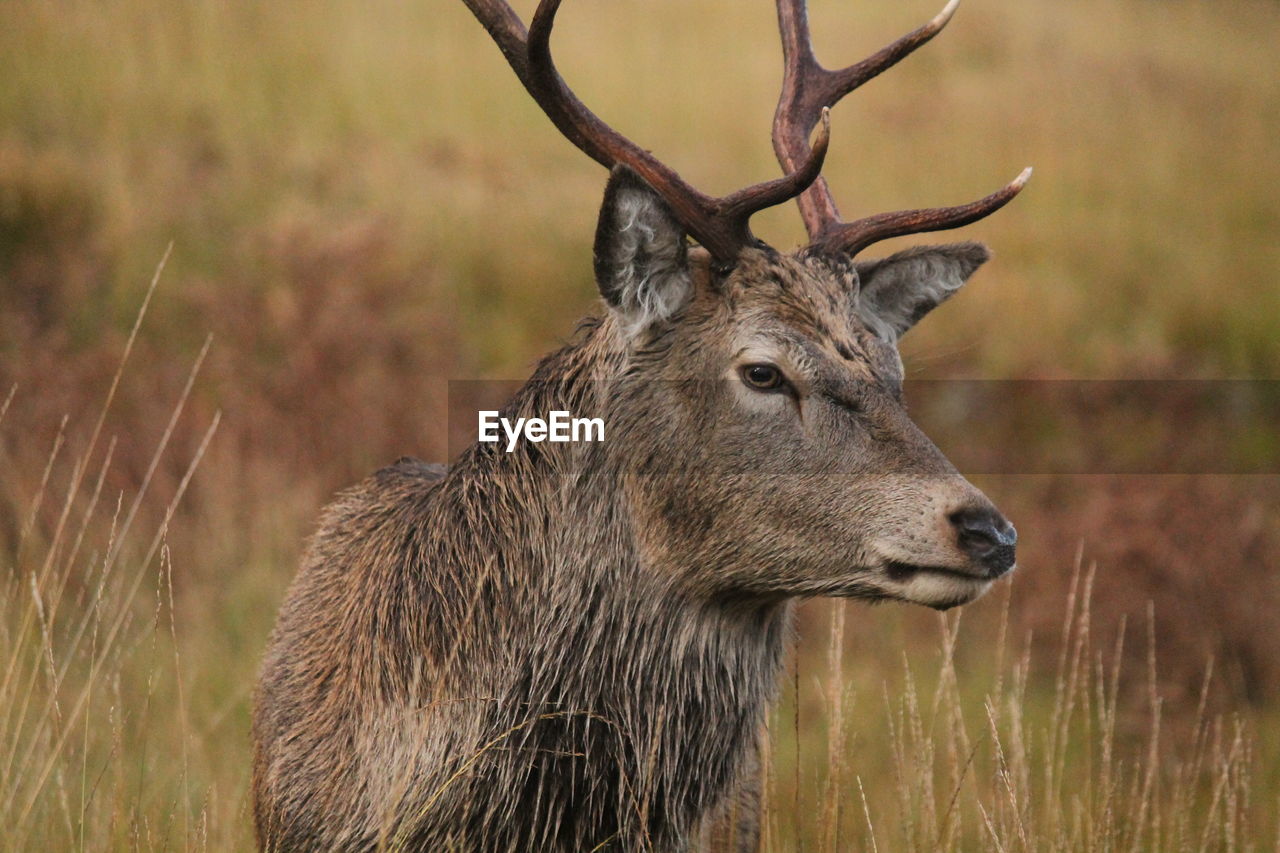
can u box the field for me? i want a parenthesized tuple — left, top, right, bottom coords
(2, 0, 1278, 849)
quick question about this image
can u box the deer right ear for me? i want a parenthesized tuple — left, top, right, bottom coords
(593, 166, 693, 331)
(854, 242, 991, 342)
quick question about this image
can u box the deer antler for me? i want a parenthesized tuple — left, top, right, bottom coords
(463, 0, 831, 264)
(772, 0, 1030, 256)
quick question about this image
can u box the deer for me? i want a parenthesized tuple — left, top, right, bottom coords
(251, 0, 1028, 850)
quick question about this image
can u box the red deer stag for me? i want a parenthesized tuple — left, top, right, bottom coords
(252, 0, 1028, 849)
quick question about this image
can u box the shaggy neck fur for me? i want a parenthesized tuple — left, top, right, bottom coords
(414, 318, 792, 850)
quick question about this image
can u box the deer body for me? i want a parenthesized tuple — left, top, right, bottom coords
(253, 1, 1029, 849)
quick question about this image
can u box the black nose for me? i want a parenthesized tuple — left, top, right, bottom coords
(950, 505, 1017, 577)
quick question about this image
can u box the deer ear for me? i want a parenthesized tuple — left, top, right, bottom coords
(854, 242, 990, 341)
(593, 166, 693, 331)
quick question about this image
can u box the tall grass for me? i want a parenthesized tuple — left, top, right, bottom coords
(0, 261, 240, 850)
(763, 578, 1274, 851)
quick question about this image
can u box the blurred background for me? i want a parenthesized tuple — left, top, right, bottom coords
(2, 0, 1277, 848)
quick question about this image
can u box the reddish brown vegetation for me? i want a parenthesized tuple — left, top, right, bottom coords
(1005, 476, 1280, 711)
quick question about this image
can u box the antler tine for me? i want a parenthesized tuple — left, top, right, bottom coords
(825, 0, 960, 106)
(465, 0, 831, 264)
(774, 0, 837, 237)
(773, 0, 1030, 255)
(774, 0, 958, 240)
(820, 167, 1032, 256)
(722, 108, 831, 224)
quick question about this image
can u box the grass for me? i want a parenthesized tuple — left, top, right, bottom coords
(2, 0, 1279, 849)
(765, 584, 1276, 851)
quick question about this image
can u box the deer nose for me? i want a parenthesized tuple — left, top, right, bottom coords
(949, 505, 1017, 577)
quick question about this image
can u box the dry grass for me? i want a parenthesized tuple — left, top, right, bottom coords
(2, 0, 1279, 849)
(764, 580, 1277, 851)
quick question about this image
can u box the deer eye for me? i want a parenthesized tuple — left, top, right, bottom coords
(740, 364, 786, 392)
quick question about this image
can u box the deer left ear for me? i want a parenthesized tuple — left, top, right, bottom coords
(854, 242, 990, 341)
(593, 166, 694, 333)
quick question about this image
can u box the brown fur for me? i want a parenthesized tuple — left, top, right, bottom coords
(253, 174, 1016, 850)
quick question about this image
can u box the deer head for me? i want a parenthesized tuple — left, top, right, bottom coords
(465, 0, 1026, 610)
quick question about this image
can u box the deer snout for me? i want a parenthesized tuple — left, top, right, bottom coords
(949, 504, 1017, 578)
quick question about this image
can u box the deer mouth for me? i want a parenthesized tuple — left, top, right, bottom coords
(884, 560, 994, 582)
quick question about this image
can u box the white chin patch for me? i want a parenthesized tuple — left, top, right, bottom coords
(895, 571, 992, 610)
